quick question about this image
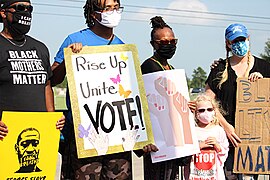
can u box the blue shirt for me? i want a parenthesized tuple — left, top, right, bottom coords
(54, 28, 124, 135)
(55, 28, 124, 64)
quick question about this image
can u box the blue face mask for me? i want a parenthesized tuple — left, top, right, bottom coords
(231, 40, 250, 57)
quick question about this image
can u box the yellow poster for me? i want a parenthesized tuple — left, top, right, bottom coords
(0, 111, 62, 180)
(64, 44, 154, 158)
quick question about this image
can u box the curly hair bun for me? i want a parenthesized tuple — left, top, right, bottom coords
(150, 16, 168, 29)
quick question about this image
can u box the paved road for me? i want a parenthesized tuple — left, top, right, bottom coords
(132, 153, 268, 180)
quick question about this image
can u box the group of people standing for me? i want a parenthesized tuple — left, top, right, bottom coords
(1, 0, 270, 180)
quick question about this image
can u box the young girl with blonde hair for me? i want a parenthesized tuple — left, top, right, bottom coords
(185, 94, 229, 180)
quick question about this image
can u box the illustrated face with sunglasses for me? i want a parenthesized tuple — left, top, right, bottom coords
(15, 128, 41, 172)
(151, 27, 178, 60)
(196, 101, 215, 125)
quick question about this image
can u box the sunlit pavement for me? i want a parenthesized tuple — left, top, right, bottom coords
(132, 153, 268, 180)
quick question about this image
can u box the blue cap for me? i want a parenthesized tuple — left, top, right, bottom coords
(225, 23, 249, 41)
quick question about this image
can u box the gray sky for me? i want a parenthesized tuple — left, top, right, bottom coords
(1, 0, 270, 78)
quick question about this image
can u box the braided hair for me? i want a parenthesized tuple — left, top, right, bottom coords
(83, 0, 120, 27)
(216, 44, 230, 89)
(150, 16, 171, 41)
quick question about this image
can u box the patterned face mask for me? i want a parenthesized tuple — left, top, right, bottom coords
(231, 40, 250, 57)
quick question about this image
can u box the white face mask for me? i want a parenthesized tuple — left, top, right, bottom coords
(197, 111, 215, 125)
(95, 10, 122, 28)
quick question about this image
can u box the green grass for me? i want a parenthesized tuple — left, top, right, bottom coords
(54, 95, 67, 110)
(190, 93, 199, 101)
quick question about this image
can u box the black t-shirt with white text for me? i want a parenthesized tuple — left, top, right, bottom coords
(0, 35, 52, 118)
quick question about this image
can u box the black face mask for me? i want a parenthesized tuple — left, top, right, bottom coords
(6, 11, 32, 38)
(156, 44, 177, 59)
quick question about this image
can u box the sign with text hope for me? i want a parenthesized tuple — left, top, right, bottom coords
(64, 44, 154, 158)
(234, 78, 270, 174)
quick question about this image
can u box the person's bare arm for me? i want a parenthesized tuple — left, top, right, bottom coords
(205, 84, 242, 147)
(45, 79, 66, 130)
(51, 43, 83, 87)
(51, 61, 66, 87)
(45, 80, 55, 112)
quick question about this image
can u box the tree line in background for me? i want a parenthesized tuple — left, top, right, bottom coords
(260, 38, 270, 63)
(55, 39, 270, 90)
(187, 38, 270, 89)
(187, 67, 207, 90)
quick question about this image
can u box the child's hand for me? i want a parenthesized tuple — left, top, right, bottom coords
(205, 137, 217, 146)
(205, 137, 221, 152)
(199, 141, 213, 149)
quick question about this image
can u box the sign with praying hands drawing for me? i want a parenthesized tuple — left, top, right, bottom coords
(64, 44, 154, 158)
(234, 78, 270, 174)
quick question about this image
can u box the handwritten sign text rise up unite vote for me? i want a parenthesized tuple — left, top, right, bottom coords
(64, 44, 154, 158)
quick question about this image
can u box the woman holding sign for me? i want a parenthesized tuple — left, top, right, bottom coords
(205, 23, 270, 180)
(138, 16, 191, 180)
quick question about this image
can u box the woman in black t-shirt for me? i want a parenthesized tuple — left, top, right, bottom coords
(141, 16, 177, 74)
(138, 16, 192, 180)
(205, 23, 270, 180)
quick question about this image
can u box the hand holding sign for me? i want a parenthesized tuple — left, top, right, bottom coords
(88, 127, 109, 155)
(122, 126, 140, 151)
(0, 121, 8, 140)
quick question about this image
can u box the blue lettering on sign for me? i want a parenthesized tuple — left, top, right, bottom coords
(265, 146, 270, 171)
(255, 146, 265, 172)
(236, 146, 253, 171)
(236, 146, 270, 173)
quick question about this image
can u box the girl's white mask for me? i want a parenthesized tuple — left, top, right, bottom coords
(197, 111, 215, 124)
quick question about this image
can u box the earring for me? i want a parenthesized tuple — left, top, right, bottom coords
(90, 19, 95, 26)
